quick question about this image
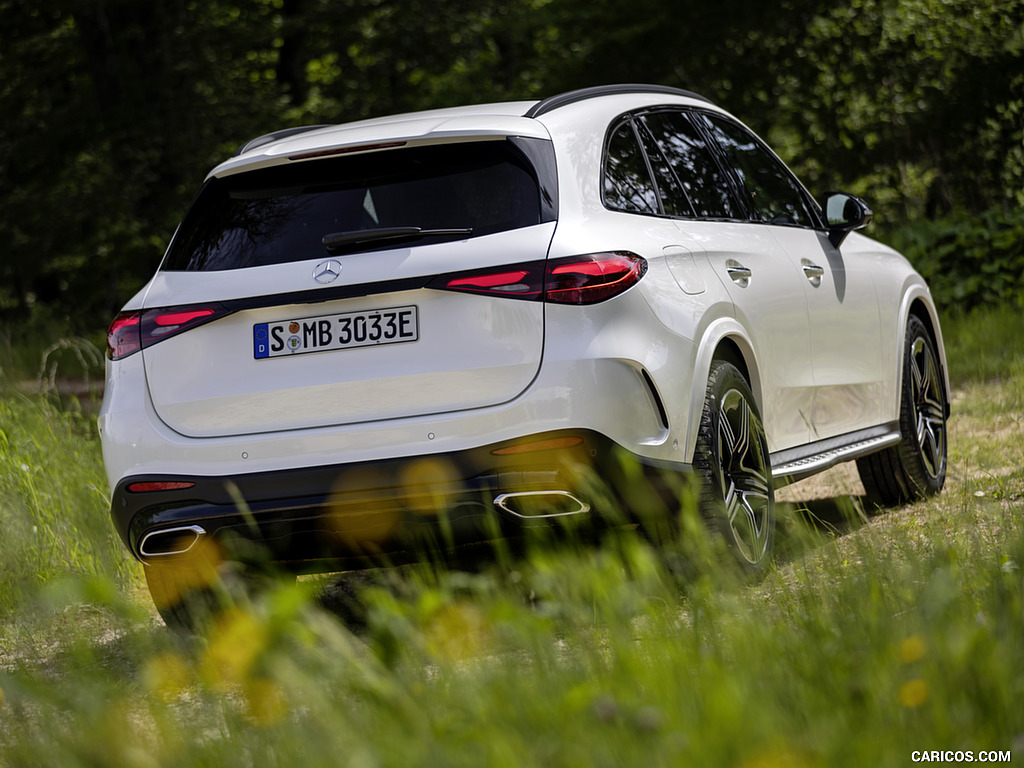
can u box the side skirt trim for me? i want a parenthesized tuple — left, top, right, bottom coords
(770, 423, 901, 486)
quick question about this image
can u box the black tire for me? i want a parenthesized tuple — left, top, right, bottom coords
(693, 360, 775, 572)
(857, 314, 948, 508)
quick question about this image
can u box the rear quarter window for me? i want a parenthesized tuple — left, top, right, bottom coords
(602, 118, 659, 215)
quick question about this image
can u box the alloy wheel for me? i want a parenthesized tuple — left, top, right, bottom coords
(909, 335, 946, 479)
(715, 388, 773, 566)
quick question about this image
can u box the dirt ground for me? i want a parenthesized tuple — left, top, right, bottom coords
(776, 462, 866, 503)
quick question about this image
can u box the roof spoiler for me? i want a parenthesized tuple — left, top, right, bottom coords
(235, 124, 333, 156)
(525, 84, 712, 119)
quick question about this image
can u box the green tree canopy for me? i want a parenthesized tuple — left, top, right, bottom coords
(1, 0, 1021, 328)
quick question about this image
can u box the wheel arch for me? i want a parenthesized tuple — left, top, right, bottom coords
(682, 319, 763, 463)
(898, 289, 952, 419)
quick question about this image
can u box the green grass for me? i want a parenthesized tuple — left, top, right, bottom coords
(0, 307, 105, 390)
(0, 397, 135, 621)
(0, 307, 1022, 766)
(941, 303, 1024, 387)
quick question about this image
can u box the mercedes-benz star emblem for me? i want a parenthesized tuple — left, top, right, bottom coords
(312, 259, 343, 284)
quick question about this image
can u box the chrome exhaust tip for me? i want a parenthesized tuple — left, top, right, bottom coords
(139, 525, 207, 557)
(494, 491, 591, 519)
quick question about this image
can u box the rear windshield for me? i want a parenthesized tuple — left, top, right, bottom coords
(163, 138, 555, 271)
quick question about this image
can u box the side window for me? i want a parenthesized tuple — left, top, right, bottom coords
(699, 113, 818, 227)
(635, 123, 692, 218)
(640, 110, 738, 219)
(603, 119, 659, 214)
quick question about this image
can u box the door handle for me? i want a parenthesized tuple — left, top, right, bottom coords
(802, 262, 825, 280)
(727, 265, 752, 283)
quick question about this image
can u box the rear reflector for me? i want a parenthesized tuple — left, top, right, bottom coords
(106, 304, 229, 360)
(127, 481, 197, 493)
(491, 436, 585, 455)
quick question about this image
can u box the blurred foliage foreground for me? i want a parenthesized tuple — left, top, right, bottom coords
(0, 307, 1022, 766)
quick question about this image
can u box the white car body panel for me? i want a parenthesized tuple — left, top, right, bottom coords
(675, 220, 816, 452)
(98, 287, 677, 487)
(766, 225, 886, 441)
(140, 225, 556, 437)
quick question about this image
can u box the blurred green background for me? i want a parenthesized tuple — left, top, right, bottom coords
(2, 0, 1023, 337)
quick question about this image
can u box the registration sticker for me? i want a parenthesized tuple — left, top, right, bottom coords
(254, 305, 418, 359)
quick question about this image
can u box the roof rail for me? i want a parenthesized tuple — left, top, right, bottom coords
(524, 84, 712, 118)
(235, 124, 333, 156)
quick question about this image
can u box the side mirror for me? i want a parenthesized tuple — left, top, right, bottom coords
(822, 192, 873, 248)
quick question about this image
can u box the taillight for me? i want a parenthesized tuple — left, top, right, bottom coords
(151, 308, 217, 329)
(106, 304, 228, 360)
(432, 252, 647, 304)
(545, 252, 647, 305)
(106, 312, 142, 360)
(431, 262, 546, 299)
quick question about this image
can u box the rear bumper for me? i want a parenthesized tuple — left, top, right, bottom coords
(112, 429, 692, 572)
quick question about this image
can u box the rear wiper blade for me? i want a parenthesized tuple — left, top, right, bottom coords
(322, 227, 473, 251)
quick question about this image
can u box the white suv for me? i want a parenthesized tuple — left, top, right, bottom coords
(98, 85, 949, 626)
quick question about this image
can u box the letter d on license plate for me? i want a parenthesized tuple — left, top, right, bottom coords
(254, 305, 418, 359)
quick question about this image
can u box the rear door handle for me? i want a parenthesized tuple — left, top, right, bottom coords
(727, 265, 752, 282)
(802, 262, 825, 280)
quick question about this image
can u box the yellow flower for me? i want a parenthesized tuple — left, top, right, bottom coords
(899, 679, 930, 708)
(899, 636, 927, 664)
(245, 678, 288, 726)
(425, 602, 489, 663)
(143, 651, 193, 701)
(201, 607, 269, 689)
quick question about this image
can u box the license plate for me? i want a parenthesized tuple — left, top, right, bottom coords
(253, 305, 418, 359)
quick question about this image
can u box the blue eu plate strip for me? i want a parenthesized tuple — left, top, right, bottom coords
(253, 323, 270, 359)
